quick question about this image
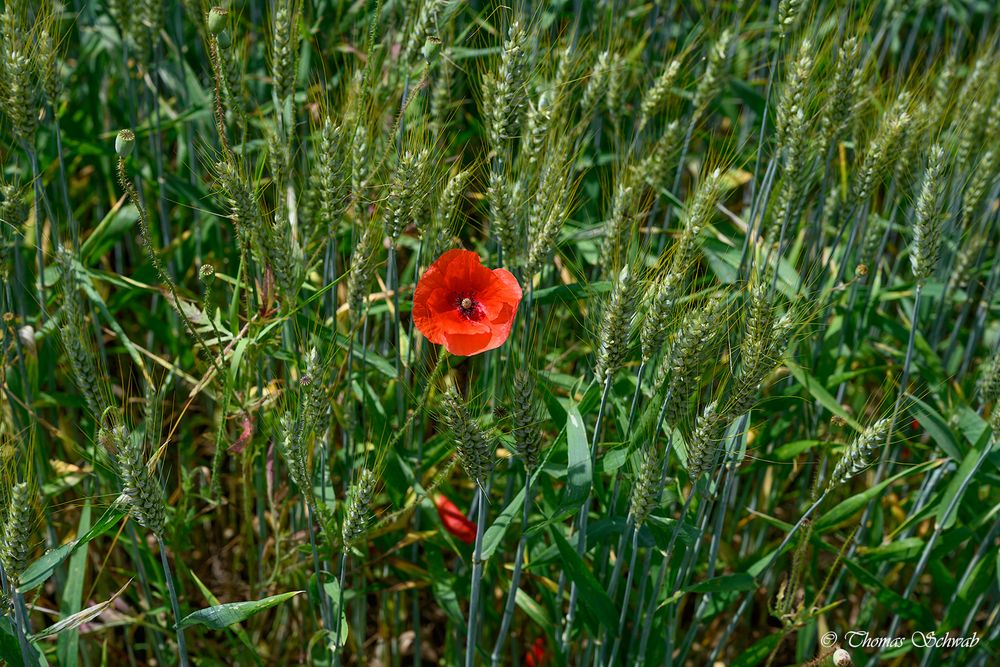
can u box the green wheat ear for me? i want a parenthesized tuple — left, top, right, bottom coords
(0, 481, 34, 585)
(655, 295, 725, 429)
(510, 369, 543, 472)
(100, 423, 166, 537)
(685, 399, 725, 480)
(0, 4, 39, 143)
(595, 264, 639, 385)
(59, 254, 106, 419)
(827, 418, 892, 490)
(442, 387, 496, 488)
(342, 468, 377, 547)
(910, 143, 946, 285)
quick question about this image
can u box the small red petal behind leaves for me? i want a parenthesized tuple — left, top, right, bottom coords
(525, 637, 547, 667)
(433, 494, 477, 545)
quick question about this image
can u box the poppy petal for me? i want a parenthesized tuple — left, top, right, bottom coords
(434, 494, 476, 545)
(444, 330, 494, 356)
(476, 267, 523, 320)
(412, 249, 523, 356)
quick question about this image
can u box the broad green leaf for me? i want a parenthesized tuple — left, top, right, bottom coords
(19, 504, 127, 592)
(773, 440, 826, 461)
(322, 580, 350, 648)
(730, 633, 783, 667)
(178, 591, 303, 630)
(909, 396, 962, 461)
(842, 559, 933, 626)
(482, 450, 554, 561)
(859, 537, 924, 564)
(483, 485, 526, 562)
(515, 588, 550, 629)
(188, 571, 258, 660)
(80, 204, 138, 265)
(954, 405, 989, 448)
(533, 281, 610, 305)
(57, 502, 91, 667)
(816, 459, 938, 532)
(0, 617, 24, 665)
(936, 441, 989, 530)
(426, 548, 464, 625)
(550, 529, 617, 634)
(561, 404, 592, 510)
(333, 332, 396, 379)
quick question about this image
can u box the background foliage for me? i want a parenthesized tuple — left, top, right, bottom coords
(1, 0, 999, 665)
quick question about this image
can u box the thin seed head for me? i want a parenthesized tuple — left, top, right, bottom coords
(686, 400, 724, 479)
(0, 482, 34, 584)
(486, 20, 528, 150)
(821, 36, 863, 146)
(775, 39, 813, 150)
(347, 220, 380, 327)
(961, 150, 995, 228)
(270, 0, 298, 104)
(442, 387, 495, 486)
(639, 120, 682, 189)
(511, 370, 542, 470)
(582, 50, 611, 114)
(342, 468, 377, 546)
(489, 169, 519, 257)
(910, 143, 946, 284)
(692, 30, 732, 115)
(104, 423, 166, 535)
(281, 412, 310, 496)
(853, 96, 911, 204)
(656, 296, 723, 427)
(430, 168, 471, 258)
(595, 265, 639, 384)
(216, 160, 257, 247)
(386, 148, 431, 241)
(60, 258, 105, 418)
(978, 355, 1000, 406)
(639, 58, 681, 130)
(629, 446, 662, 526)
(777, 0, 804, 36)
(600, 180, 638, 270)
(828, 418, 891, 489)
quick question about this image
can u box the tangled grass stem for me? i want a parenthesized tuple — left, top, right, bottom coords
(115, 155, 225, 380)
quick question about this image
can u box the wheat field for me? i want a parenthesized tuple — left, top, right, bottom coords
(0, 0, 999, 665)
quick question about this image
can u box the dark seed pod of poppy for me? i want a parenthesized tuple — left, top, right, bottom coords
(216, 30, 232, 50)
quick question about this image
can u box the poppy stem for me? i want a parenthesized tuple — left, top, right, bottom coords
(465, 485, 488, 667)
(562, 376, 611, 654)
(490, 465, 534, 666)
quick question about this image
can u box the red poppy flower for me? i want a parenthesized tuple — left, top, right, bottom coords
(433, 494, 477, 545)
(412, 249, 522, 356)
(525, 637, 547, 667)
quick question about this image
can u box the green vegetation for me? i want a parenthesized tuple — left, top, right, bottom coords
(0, 0, 999, 665)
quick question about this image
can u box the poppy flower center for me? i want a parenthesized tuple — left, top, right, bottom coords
(455, 293, 485, 321)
